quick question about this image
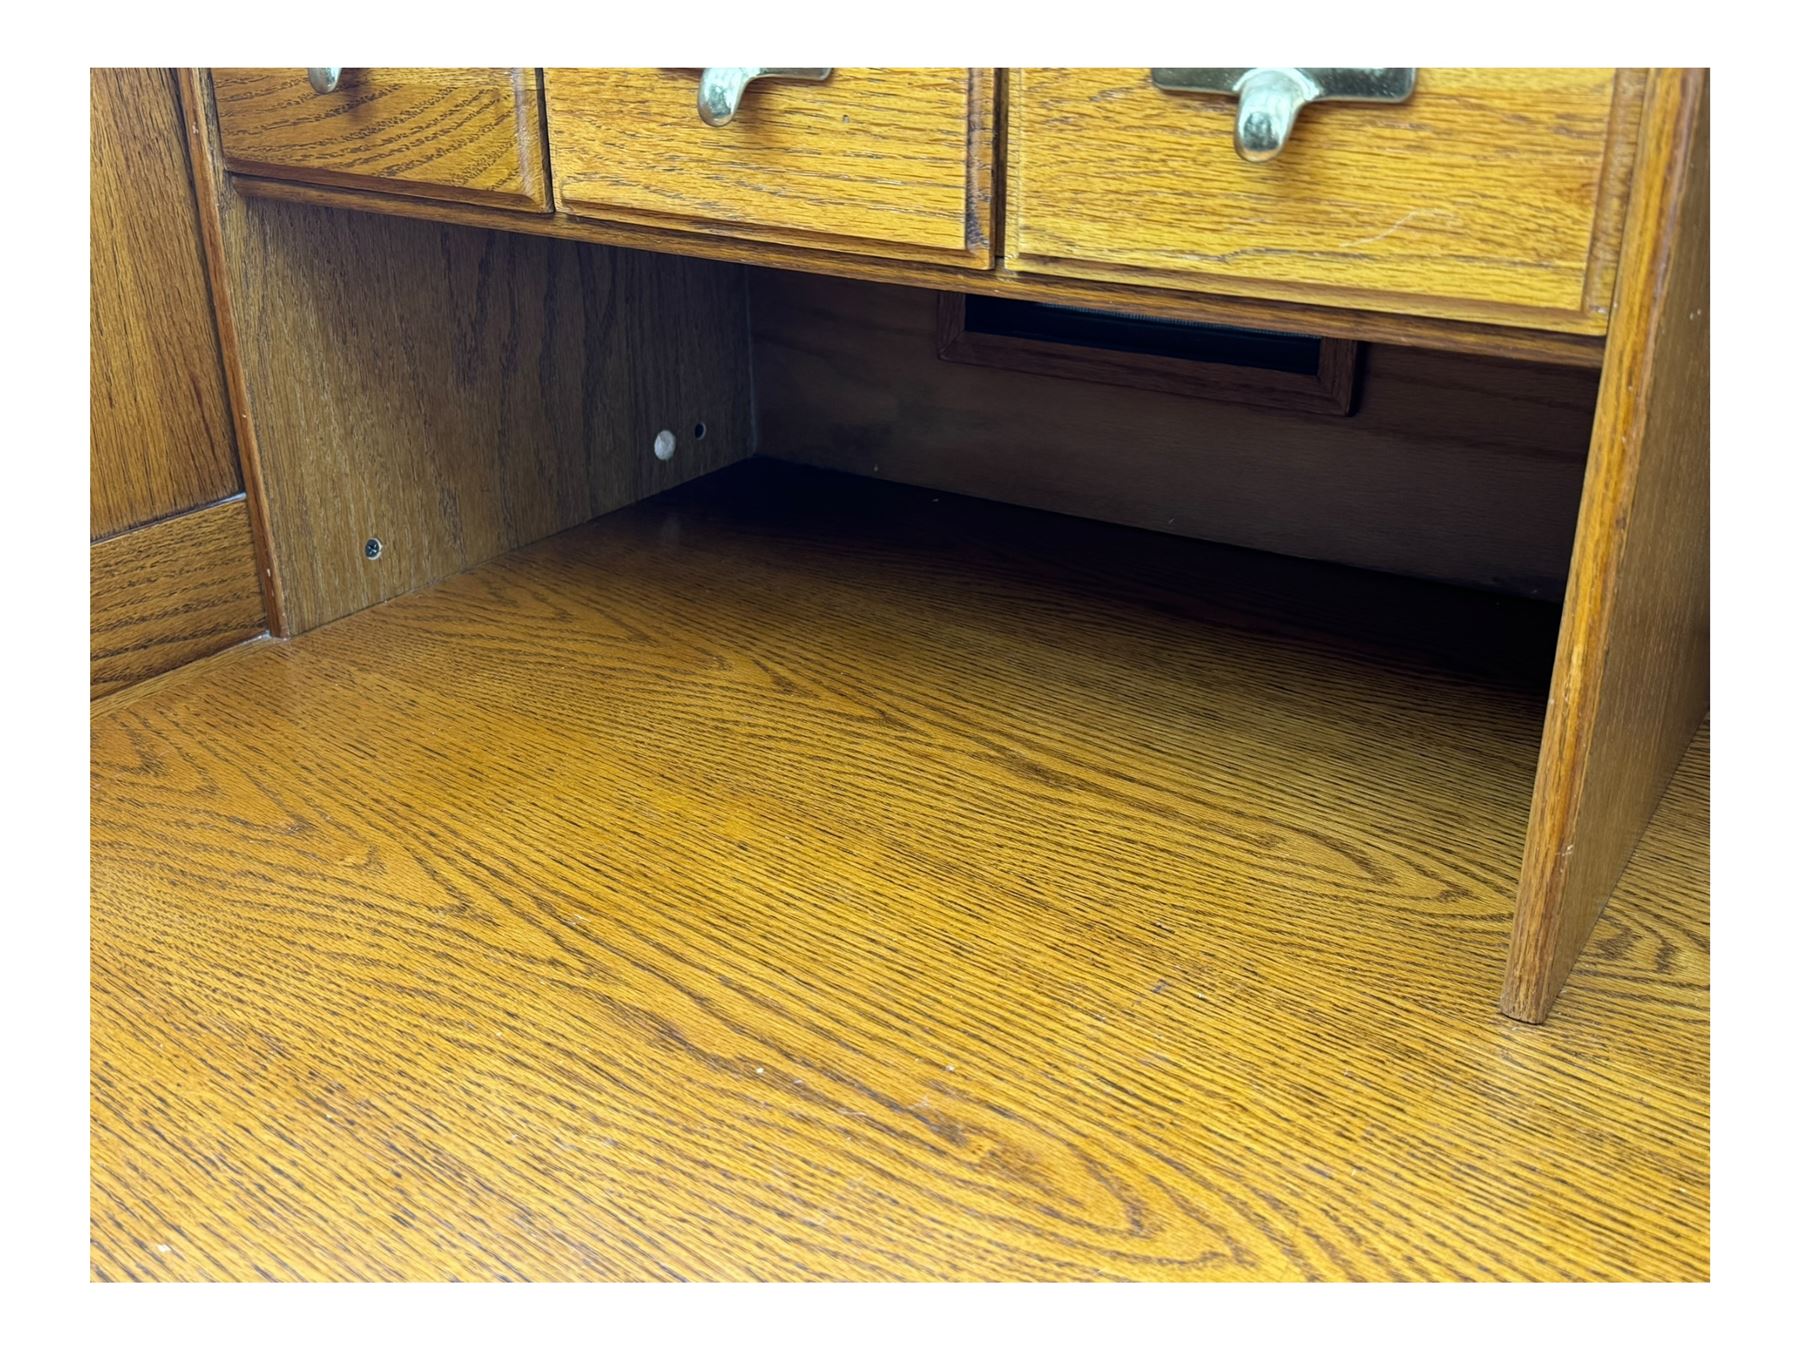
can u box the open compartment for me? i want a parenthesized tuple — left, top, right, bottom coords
(91, 63, 1710, 1278)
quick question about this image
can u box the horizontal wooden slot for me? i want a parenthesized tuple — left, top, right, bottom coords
(938, 292, 1359, 414)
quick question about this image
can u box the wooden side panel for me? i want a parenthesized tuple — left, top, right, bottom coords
(213, 68, 550, 212)
(91, 68, 243, 539)
(219, 197, 756, 633)
(91, 497, 266, 699)
(546, 68, 995, 267)
(751, 272, 1596, 598)
(1006, 68, 1645, 332)
(1502, 72, 1710, 1022)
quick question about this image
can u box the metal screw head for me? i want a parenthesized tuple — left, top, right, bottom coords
(653, 429, 677, 462)
(364, 537, 383, 560)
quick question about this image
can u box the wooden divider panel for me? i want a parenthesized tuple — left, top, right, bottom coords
(216, 197, 756, 633)
(1502, 71, 1710, 1022)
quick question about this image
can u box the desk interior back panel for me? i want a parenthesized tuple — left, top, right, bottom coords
(216, 197, 756, 633)
(751, 272, 1598, 598)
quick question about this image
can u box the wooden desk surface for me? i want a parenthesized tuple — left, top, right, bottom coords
(91, 463, 1708, 1281)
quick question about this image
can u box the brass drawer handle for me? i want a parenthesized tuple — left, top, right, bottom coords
(696, 68, 833, 127)
(1150, 68, 1416, 162)
(307, 67, 343, 94)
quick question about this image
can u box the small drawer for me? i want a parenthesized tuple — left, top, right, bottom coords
(1006, 68, 1646, 331)
(545, 68, 996, 268)
(212, 68, 550, 212)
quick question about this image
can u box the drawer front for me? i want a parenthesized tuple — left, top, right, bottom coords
(545, 68, 996, 267)
(213, 68, 550, 212)
(1006, 68, 1645, 330)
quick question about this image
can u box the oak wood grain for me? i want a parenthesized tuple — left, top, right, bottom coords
(546, 68, 995, 267)
(1502, 71, 1710, 1022)
(215, 195, 756, 634)
(212, 68, 549, 212)
(91, 633, 272, 719)
(228, 175, 1607, 369)
(90, 462, 1707, 1281)
(91, 68, 243, 540)
(1006, 68, 1645, 331)
(90, 496, 266, 700)
(753, 273, 1595, 598)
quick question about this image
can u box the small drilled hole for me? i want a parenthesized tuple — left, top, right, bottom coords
(692, 421, 708, 440)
